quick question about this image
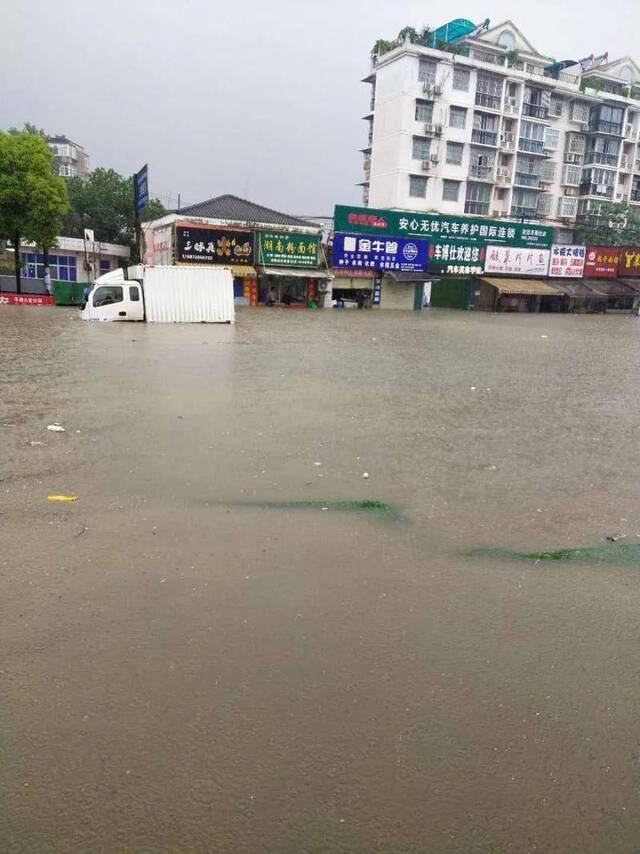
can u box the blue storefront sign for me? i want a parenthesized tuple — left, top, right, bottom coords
(331, 232, 428, 273)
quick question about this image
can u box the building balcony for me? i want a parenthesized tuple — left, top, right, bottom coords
(579, 182, 614, 198)
(474, 92, 502, 110)
(469, 164, 495, 180)
(464, 201, 490, 216)
(514, 173, 541, 188)
(631, 191, 640, 203)
(589, 120, 624, 135)
(471, 129, 498, 147)
(583, 151, 619, 167)
(518, 138, 545, 154)
(522, 103, 549, 119)
(511, 205, 539, 219)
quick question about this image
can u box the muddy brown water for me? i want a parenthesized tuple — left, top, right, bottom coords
(2, 306, 640, 853)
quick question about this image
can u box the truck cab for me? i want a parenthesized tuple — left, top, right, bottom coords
(81, 270, 144, 322)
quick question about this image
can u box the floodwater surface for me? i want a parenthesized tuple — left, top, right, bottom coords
(2, 306, 640, 853)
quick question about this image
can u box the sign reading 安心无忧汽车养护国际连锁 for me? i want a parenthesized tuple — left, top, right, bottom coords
(333, 204, 552, 249)
(584, 246, 621, 278)
(176, 225, 255, 265)
(259, 232, 320, 267)
(484, 246, 551, 277)
(549, 244, 586, 279)
(331, 233, 428, 273)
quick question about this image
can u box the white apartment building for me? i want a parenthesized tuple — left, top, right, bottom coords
(47, 135, 89, 178)
(361, 20, 640, 229)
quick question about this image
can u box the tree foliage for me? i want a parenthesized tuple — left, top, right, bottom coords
(574, 202, 640, 246)
(0, 131, 69, 289)
(61, 168, 166, 246)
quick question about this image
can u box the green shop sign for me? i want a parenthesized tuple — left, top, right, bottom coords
(334, 204, 552, 249)
(259, 231, 320, 267)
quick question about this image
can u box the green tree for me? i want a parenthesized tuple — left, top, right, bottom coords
(0, 131, 69, 293)
(61, 168, 166, 249)
(575, 202, 640, 246)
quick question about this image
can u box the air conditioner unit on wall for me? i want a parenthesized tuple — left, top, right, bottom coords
(424, 123, 435, 135)
(566, 153, 581, 164)
(430, 153, 440, 164)
(433, 124, 443, 136)
(421, 159, 431, 171)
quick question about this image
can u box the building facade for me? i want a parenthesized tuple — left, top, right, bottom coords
(47, 135, 89, 178)
(362, 20, 640, 229)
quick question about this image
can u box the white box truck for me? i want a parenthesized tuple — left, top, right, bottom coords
(80, 265, 235, 323)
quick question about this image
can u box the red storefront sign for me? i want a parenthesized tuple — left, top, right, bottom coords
(618, 247, 640, 277)
(584, 246, 621, 278)
(330, 268, 376, 279)
(0, 293, 53, 306)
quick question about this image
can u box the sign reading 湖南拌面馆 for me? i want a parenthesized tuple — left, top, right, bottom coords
(176, 225, 255, 265)
(549, 244, 586, 278)
(331, 232, 428, 273)
(333, 204, 552, 249)
(484, 245, 551, 277)
(259, 232, 320, 267)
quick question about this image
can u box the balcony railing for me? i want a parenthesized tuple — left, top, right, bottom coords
(475, 92, 502, 110)
(579, 182, 614, 198)
(589, 120, 624, 135)
(464, 201, 490, 216)
(469, 164, 495, 180)
(511, 206, 539, 218)
(522, 102, 549, 119)
(514, 172, 541, 188)
(631, 191, 640, 203)
(519, 138, 545, 154)
(584, 151, 619, 166)
(471, 129, 498, 146)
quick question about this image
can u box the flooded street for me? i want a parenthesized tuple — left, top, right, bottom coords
(2, 306, 640, 853)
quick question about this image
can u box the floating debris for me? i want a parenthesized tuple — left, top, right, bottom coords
(474, 543, 640, 565)
(47, 495, 78, 503)
(47, 423, 65, 433)
(213, 499, 397, 516)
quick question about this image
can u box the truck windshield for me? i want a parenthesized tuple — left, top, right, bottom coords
(93, 286, 123, 307)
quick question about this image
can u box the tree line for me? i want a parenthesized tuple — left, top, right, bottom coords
(0, 124, 166, 292)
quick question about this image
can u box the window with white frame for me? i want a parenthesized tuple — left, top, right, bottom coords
(453, 67, 470, 91)
(415, 99, 434, 122)
(544, 127, 560, 150)
(446, 141, 464, 165)
(409, 175, 428, 197)
(442, 180, 461, 202)
(412, 137, 431, 160)
(564, 164, 581, 185)
(550, 95, 563, 117)
(418, 59, 437, 84)
(571, 101, 590, 123)
(449, 105, 467, 129)
(512, 188, 539, 211)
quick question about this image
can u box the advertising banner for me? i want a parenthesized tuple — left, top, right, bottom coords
(0, 293, 53, 306)
(427, 241, 485, 276)
(584, 246, 621, 278)
(331, 232, 428, 272)
(549, 244, 586, 278)
(176, 225, 255, 265)
(259, 232, 320, 267)
(134, 165, 149, 213)
(618, 247, 640, 277)
(484, 245, 551, 277)
(334, 204, 552, 248)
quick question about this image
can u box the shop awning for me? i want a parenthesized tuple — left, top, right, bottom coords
(230, 266, 257, 277)
(386, 271, 438, 283)
(480, 277, 563, 296)
(259, 266, 333, 280)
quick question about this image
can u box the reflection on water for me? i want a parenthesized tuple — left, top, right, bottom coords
(3, 306, 640, 853)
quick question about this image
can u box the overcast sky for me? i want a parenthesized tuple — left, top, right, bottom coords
(2, 0, 639, 217)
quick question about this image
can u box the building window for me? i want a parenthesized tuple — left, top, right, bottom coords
(544, 127, 560, 151)
(497, 30, 516, 50)
(519, 119, 545, 153)
(412, 137, 430, 160)
(449, 105, 467, 129)
(442, 180, 461, 202)
(512, 188, 540, 216)
(418, 59, 437, 85)
(469, 147, 495, 178)
(453, 67, 470, 91)
(20, 252, 77, 282)
(571, 101, 590, 124)
(550, 95, 563, 118)
(446, 141, 464, 165)
(100, 259, 111, 275)
(464, 182, 491, 215)
(409, 175, 428, 197)
(475, 73, 502, 109)
(415, 99, 434, 123)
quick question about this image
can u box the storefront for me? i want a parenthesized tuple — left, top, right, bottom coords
(330, 269, 375, 308)
(258, 268, 331, 308)
(475, 277, 565, 312)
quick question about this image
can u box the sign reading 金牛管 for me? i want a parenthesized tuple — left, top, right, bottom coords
(331, 232, 428, 273)
(484, 246, 551, 277)
(259, 232, 320, 267)
(334, 204, 552, 249)
(618, 247, 640, 277)
(584, 246, 621, 278)
(176, 225, 255, 265)
(549, 244, 586, 278)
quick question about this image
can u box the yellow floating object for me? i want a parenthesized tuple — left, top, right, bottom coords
(47, 495, 78, 502)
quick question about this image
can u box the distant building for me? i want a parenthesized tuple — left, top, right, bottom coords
(47, 135, 89, 178)
(361, 18, 640, 228)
